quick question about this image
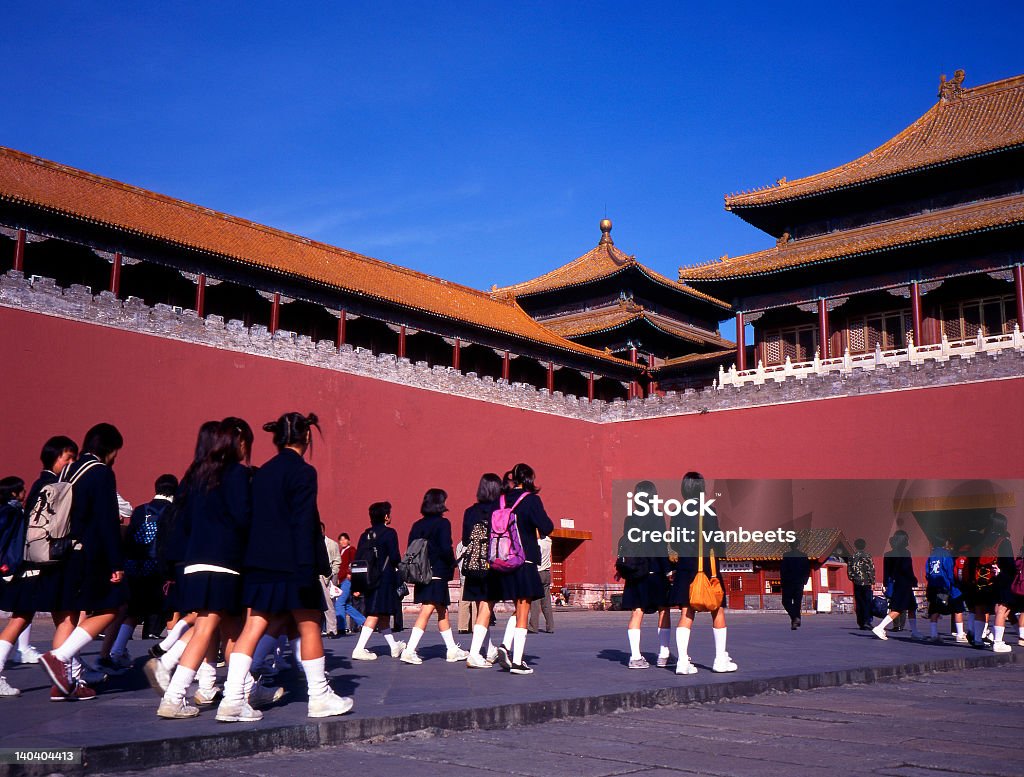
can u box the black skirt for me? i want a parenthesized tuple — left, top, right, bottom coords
(888, 580, 917, 613)
(243, 569, 325, 613)
(126, 575, 165, 618)
(497, 563, 544, 602)
(667, 567, 726, 609)
(179, 571, 243, 614)
(414, 578, 451, 607)
(62, 551, 127, 613)
(621, 573, 669, 614)
(1, 565, 53, 613)
(462, 572, 502, 603)
(363, 567, 401, 616)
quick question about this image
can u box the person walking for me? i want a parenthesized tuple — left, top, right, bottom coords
(780, 539, 811, 630)
(847, 538, 876, 630)
(334, 532, 365, 635)
(350, 503, 406, 660)
(872, 530, 922, 641)
(529, 535, 554, 634)
(924, 536, 965, 643)
(968, 514, 1015, 653)
(320, 523, 341, 639)
(462, 473, 503, 669)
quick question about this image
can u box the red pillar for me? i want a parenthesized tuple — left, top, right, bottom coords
(1015, 265, 1024, 332)
(110, 252, 122, 297)
(817, 298, 829, 359)
(910, 281, 923, 346)
(629, 347, 638, 399)
(736, 312, 746, 371)
(336, 310, 346, 349)
(453, 337, 461, 370)
(398, 325, 407, 358)
(547, 361, 554, 392)
(270, 292, 280, 334)
(13, 229, 26, 272)
(502, 350, 510, 381)
(195, 274, 206, 317)
(588, 371, 595, 403)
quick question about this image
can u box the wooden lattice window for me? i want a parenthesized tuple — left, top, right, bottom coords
(941, 295, 1015, 341)
(846, 308, 911, 353)
(759, 325, 817, 365)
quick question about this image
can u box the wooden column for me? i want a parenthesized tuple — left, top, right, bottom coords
(109, 252, 122, 297)
(630, 347, 638, 399)
(195, 273, 207, 317)
(546, 361, 554, 393)
(398, 325, 407, 358)
(270, 292, 281, 334)
(736, 312, 746, 371)
(817, 298, 829, 359)
(452, 337, 461, 370)
(910, 281, 923, 346)
(1015, 265, 1024, 332)
(502, 350, 510, 381)
(13, 229, 25, 272)
(588, 371, 595, 403)
(336, 310, 347, 349)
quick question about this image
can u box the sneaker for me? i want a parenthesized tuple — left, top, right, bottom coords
(215, 700, 263, 723)
(955, 633, 970, 644)
(928, 635, 942, 644)
(143, 658, 171, 694)
(0, 676, 20, 697)
(871, 625, 888, 641)
(96, 656, 128, 677)
(80, 664, 108, 685)
(628, 657, 650, 669)
(656, 655, 673, 668)
(486, 645, 499, 664)
(389, 640, 407, 659)
(399, 649, 422, 665)
(307, 692, 354, 718)
(248, 681, 285, 709)
(1018, 638, 1024, 647)
(712, 654, 738, 673)
(675, 659, 698, 675)
(157, 698, 200, 719)
(52, 681, 96, 701)
(495, 644, 511, 671)
(39, 652, 72, 695)
(509, 661, 533, 675)
(12, 645, 42, 664)
(993, 641, 1012, 653)
(465, 653, 491, 669)
(194, 687, 222, 706)
(446, 645, 470, 663)
(148, 644, 167, 659)
(351, 648, 378, 661)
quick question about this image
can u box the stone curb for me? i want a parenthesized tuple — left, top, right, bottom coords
(3, 651, 1018, 776)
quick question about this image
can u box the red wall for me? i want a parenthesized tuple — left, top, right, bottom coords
(3, 306, 1023, 584)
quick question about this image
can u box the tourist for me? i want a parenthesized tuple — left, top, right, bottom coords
(529, 534, 554, 634)
(924, 537, 965, 643)
(493, 463, 554, 676)
(667, 472, 736, 674)
(462, 473, 503, 669)
(400, 488, 468, 665)
(350, 502, 406, 660)
(320, 523, 341, 639)
(38, 424, 128, 700)
(847, 538, 876, 630)
(335, 532, 366, 635)
(780, 539, 810, 630)
(618, 480, 672, 669)
(0, 476, 27, 697)
(216, 412, 353, 721)
(968, 514, 1015, 653)
(872, 530, 922, 641)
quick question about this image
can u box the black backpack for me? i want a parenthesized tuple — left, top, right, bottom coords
(351, 529, 384, 593)
(614, 534, 650, 582)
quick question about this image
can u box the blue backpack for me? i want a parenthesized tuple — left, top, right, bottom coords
(0, 501, 27, 577)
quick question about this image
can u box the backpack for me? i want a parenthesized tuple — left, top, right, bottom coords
(131, 504, 163, 561)
(952, 552, 970, 586)
(462, 521, 490, 578)
(24, 460, 101, 565)
(614, 534, 650, 582)
(0, 502, 26, 577)
(351, 530, 384, 593)
(398, 537, 433, 585)
(972, 540, 1003, 589)
(488, 493, 528, 573)
(924, 554, 948, 591)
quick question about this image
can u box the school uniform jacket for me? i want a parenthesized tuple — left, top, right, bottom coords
(620, 512, 671, 577)
(245, 449, 319, 576)
(181, 462, 252, 571)
(63, 454, 123, 577)
(408, 514, 456, 580)
(501, 489, 554, 565)
(668, 511, 726, 576)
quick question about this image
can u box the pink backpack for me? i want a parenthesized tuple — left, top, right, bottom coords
(488, 493, 529, 573)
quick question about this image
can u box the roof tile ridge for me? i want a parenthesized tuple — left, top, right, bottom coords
(961, 73, 1024, 98)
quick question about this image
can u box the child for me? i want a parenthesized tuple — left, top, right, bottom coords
(350, 502, 406, 661)
(924, 537, 965, 643)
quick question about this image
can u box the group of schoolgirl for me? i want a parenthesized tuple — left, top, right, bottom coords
(615, 474, 738, 675)
(348, 464, 553, 675)
(873, 519, 1022, 652)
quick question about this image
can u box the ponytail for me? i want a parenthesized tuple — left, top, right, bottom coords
(263, 412, 321, 452)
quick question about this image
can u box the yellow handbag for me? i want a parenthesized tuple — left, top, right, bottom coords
(688, 510, 724, 612)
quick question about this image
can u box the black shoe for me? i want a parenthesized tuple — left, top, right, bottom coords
(148, 644, 167, 659)
(509, 661, 533, 675)
(495, 644, 511, 671)
(325, 632, 338, 639)
(796, 617, 802, 627)
(791, 619, 798, 630)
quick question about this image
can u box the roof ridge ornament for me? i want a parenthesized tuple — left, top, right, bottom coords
(598, 218, 614, 246)
(938, 69, 966, 102)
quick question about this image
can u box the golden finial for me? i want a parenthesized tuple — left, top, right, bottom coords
(599, 218, 613, 245)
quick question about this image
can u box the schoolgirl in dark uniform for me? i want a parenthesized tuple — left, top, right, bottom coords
(667, 472, 735, 674)
(350, 501, 406, 661)
(400, 489, 467, 664)
(873, 530, 922, 641)
(970, 514, 1015, 652)
(216, 412, 353, 722)
(619, 481, 672, 669)
(494, 463, 554, 676)
(462, 473, 504, 668)
(155, 418, 253, 719)
(39, 424, 127, 699)
(0, 477, 27, 697)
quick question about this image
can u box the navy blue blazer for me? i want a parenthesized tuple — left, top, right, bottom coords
(408, 514, 456, 581)
(63, 454, 123, 574)
(620, 512, 671, 576)
(245, 449, 319, 575)
(356, 524, 401, 570)
(182, 462, 252, 570)
(668, 510, 726, 574)
(501, 489, 554, 566)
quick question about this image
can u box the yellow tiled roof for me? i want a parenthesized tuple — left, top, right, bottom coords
(542, 303, 734, 349)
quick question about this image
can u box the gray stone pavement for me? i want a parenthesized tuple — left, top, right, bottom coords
(0, 611, 1021, 775)
(93, 663, 1024, 777)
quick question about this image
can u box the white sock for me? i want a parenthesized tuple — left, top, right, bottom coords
(675, 626, 691, 662)
(354, 626, 374, 654)
(627, 628, 642, 660)
(929, 622, 939, 639)
(70, 656, 83, 681)
(252, 635, 277, 670)
(16, 626, 31, 653)
(713, 627, 728, 659)
(974, 620, 985, 642)
(512, 627, 527, 665)
(994, 625, 1005, 643)
(160, 638, 187, 671)
(223, 653, 252, 705)
(657, 627, 671, 658)
(502, 616, 517, 648)
(407, 627, 425, 654)
(955, 621, 965, 636)
(112, 624, 134, 656)
(301, 656, 330, 699)
(440, 627, 457, 650)
(876, 615, 894, 631)
(196, 660, 217, 692)
(469, 625, 488, 657)
(382, 629, 398, 648)
(160, 620, 190, 651)
(163, 664, 197, 705)
(52, 627, 92, 662)
(0, 640, 12, 671)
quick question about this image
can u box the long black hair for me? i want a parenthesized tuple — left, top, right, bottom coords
(190, 417, 253, 493)
(476, 473, 502, 504)
(81, 423, 123, 459)
(180, 420, 221, 494)
(511, 463, 539, 494)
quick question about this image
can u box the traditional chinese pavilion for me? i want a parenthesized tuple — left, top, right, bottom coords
(679, 71, 1024, 373)
(494, 219, 734, 395)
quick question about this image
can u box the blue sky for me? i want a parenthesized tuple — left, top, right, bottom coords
(3, 2, 1021, 336)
